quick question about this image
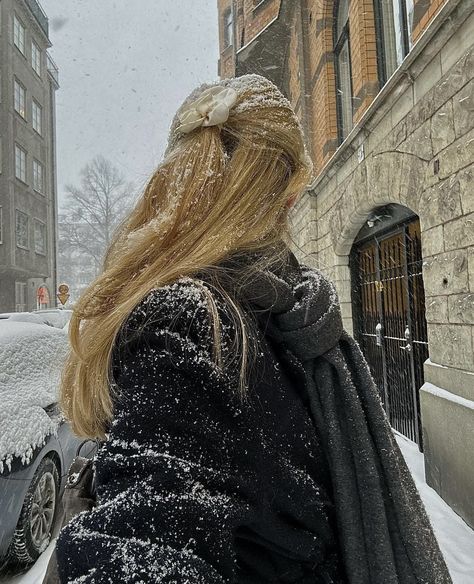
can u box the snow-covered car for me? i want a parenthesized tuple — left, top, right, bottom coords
(0, 319, 96, 572)
(0, 308, 73, 329)
(32, 308, 73, 329)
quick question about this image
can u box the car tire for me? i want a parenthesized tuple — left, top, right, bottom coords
(9, 456, 60, 566)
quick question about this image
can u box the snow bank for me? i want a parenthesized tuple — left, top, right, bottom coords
(395, 432, 474, 583)
(0, 321, 69, 473)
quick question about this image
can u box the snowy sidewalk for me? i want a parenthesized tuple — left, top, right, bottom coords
(3, 433, 474, 583)
(395, 432, 474, 584)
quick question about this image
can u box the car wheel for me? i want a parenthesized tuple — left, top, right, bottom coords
(9, 456, 60, 566)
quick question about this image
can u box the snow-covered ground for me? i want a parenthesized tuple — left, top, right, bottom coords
(2, 433, 473, 583)
(395, 432, 474, 584)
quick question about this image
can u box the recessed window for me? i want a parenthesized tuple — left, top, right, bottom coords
(33, 159, 44, 192)
(223, 8, 233, 48)
(15, 281, 27, 311)
(15, 209, 29, 249)
(32, 100, 42, 134)
(375, 0, 415, 84)
(13, 15, 25, 55)
(34, 219, 46, 254)
(334, 0, 353, 144)
(15, 144, 27, 183)
(32, 41, 42, 76)
(14, 78, 26, 118)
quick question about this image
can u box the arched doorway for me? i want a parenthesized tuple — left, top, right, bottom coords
(350, 204, 428, 447)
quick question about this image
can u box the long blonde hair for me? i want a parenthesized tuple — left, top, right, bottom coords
(60, 74, 313, 439)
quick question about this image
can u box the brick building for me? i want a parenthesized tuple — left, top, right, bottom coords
(0, 0, 59, 312)
(218, 0, 474, 527)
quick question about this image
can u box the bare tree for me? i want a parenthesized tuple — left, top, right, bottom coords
(58, 156, 136, 299)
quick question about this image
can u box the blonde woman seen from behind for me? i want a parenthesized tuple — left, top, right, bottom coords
(55, 75, 452, 584)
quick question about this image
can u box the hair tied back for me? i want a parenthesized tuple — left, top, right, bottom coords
(175, 86, 238, 135)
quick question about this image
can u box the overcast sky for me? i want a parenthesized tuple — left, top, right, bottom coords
(40, 0, 219, 203)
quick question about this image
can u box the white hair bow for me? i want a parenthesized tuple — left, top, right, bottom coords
(176, 86, 238, 134)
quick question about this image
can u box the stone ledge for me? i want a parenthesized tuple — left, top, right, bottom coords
(420, 383, 474, 528)
(424, 358, 474, 400)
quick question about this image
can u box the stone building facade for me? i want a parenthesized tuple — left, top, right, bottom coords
(218, 0, 474, 527)
(0, 0, 59, 312)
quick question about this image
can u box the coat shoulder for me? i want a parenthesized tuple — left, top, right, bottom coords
(117, 277, 237, 376)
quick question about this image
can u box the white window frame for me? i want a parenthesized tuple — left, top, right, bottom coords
(15, 209, 29, 249)
(32, 99, 42, 134)
(13, 15, 25, 55)
(223, 8, 233, 48)
(33, 218, 46, 255)
(14, 78, 26, 118)
(15, 144, 27, 183)
(32, 40, 42, 76)
(33, 159, 44, 193)
(15, 281, 27, 311)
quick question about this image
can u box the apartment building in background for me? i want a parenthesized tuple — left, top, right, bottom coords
(0, 0, 59, 312)
(218, 0, 474, 528)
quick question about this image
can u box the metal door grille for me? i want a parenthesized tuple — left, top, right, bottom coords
(352, 219, 428, 447)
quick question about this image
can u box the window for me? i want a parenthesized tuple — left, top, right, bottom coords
(13, 15, 25, 55)
(15, 209, 29, 249)
(34, 219, 46, 254)
(15, 281, 27, 311)
(14, 78, 26, 118)
(15, 144, 27, 182)
(375, 0, 415, 84)
(33, 159, 44, 192)
(223, 9, 233, 48)
(0, 206, 3, 244)
(32, 41, 42, 76)
(32, 99, 42, 134)
(334, 0, 353, 144)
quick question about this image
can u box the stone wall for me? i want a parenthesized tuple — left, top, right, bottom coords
(290, 0, 474, 526)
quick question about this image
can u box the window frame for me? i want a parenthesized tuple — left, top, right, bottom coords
(13, 14, 26, 55)
(33, 158, 44, 193)
(31, 40, 42, 77)
(14, 77, 26, 119)
(0, 206, 3, 244)
(15, 144, 27, 183)
(32, 99, 42, 134)
(223, 8, 233, 49)
(15, 281, 27, 311)
(33, 217, 47, 255)
(15, 209, 29, 250)
(373, 0, 413, 86)
(333, 0, 354, 145)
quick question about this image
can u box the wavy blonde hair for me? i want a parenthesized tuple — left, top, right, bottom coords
(60, 74, 313, 439)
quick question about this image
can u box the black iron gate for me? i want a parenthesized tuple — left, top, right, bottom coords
(351, 215, 428, 447)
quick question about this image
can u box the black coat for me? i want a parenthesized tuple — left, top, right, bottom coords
(55, 266, 348, 583)
(56, 249, 451, 583)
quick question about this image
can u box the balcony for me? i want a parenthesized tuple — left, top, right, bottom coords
(47, 53, 59, 86)
(25, 0, 49, 38)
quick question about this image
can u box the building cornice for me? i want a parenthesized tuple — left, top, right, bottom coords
(20, 0, 51, 47)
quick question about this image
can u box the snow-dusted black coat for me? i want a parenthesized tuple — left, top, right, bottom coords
(55, 263, 347, 583)
(55, 248, 451, 584)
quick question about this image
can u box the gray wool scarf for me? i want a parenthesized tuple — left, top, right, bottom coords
(219, 246, 452, 584)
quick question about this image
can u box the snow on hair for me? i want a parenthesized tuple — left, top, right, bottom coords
(60, 74, 313, 439)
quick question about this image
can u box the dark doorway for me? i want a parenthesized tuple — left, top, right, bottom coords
(350, 205, 428, 448)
